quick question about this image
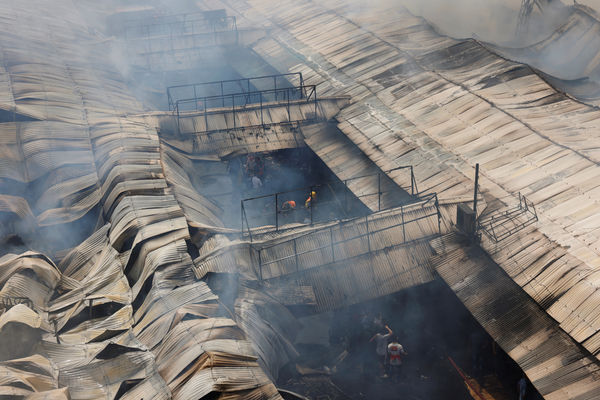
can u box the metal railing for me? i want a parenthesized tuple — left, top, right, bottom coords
(125, 16, 237, 41)
(240, 166, 419, 240)
(168, 73, 304, 112)
(0, 296, 33, 311)
(175, 85, 318, 134)
(478, 192, 538, 242)
(250, 193, 441, 280)
(119, 10, 239, 67)
(118, 9, 237, 38)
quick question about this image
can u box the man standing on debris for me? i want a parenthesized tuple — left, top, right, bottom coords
(370, 324, 393, 378)
(387, 336, 407, 383)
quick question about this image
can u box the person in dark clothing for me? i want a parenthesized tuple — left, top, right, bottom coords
(518, 375, 527, 400)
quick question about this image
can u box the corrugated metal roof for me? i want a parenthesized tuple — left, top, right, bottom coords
(221, 0, 600, 396)
(432, 233, 600, 399)
(194, 202, 442, 312)
(0, 1, 295, 398)
(3, 0, 600, 397)
(268, 238, 436, 313)
(300, 122, 414, 212)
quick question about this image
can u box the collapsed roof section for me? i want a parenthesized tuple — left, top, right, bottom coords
(2, 0, 600, 398)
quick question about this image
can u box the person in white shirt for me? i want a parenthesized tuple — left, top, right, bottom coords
(369, 324, 393, 378)
(251, 175, 262, 190)
(387, 336, 408, 382)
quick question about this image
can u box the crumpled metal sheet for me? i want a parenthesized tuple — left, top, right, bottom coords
(161, 144, 229, 230)
(235, 285, 300, 382)
(0, 355, 62, 398)
(0, 1, 294, 399)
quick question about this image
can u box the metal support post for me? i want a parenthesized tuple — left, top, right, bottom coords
(436, 196, 441, 234)
(287, 89, 291, 121)
(401, 205, 406, 242)
(275, 193, 279, 231)
(260, 92, 264, 126)
(366, 215, 371, 252)
(473, 163, 479, 231)
(314, 89, 318, 119)
(294, 238, 299, 273)
(344, 180, 348, 213)
(410, 166, 415, 195)
(242, 201, 252, 242)
(204, 104, 208, 130)
(220, 81, 225, 106)
(258, 250, 263, 281)
(232, 95, 236, 130)
(378, 173, 381, 211)
(519, 192, 523, 209)
(330, 227, 335, 262)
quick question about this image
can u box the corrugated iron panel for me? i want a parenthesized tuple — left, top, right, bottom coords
(226, 1, 600, 394)
(432, 233, 600, 400)
(0, 1, 289, 398)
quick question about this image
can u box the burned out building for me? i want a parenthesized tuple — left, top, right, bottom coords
(1, 0, 600, 399)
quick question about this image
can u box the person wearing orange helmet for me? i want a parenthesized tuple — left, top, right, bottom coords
(282, 200, 296, 211)
(305, 190, 316, 208)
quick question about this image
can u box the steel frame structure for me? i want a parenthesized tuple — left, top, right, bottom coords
(240, 166, 420, 240)
(174, 84, 318, 134)
(478, 192, 538, 242)
(249, 193, 441, 280)
(120, 9, 239, 68)
(167, 73, 304, 112)
(121, 10, 237, 40)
